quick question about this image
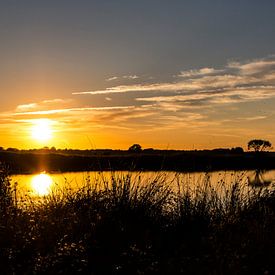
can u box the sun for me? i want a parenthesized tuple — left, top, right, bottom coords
(31, 119, 53, 142)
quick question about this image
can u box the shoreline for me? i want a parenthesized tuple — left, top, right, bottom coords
(1, 150, 275, 174)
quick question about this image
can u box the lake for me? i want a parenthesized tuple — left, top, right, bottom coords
(10, 170, 275, 198)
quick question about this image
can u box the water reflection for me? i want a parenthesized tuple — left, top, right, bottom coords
(248, 169, 272, 187)
(11, 170, 275, 199)
(31, 173, 53, 196)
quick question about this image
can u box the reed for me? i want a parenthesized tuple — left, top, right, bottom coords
(0, 168, 274, 274)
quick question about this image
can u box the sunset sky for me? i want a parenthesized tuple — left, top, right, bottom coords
(1, 1, 275, 150)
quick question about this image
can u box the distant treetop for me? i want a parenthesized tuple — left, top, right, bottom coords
(128, 144, 142, 152)
(247, 139, 272, 152)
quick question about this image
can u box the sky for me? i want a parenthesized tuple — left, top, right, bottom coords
(0, 0, 275, 150)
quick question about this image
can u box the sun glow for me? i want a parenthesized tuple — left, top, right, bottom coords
(31, 119, 53, 142)
(31, 173, 53, 196)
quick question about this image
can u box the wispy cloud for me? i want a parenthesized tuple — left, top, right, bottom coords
(123, 75, 139, 80)
(72, 81, 203, 95)
(178, 67, 222, 78)
(106, 75, 139, 82)
(241, 115, 267, 121)
(106, 76, 119, 81)
(68, 56, 275, 134)
(228, 59, 275, 75)
(75, 57, 275, 103)
(16, 99, 73, 112)
(12, 106, 135, 117)
(16, 103, 38, 111)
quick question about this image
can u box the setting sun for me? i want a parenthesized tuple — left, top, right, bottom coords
(31, 119, 53, 142)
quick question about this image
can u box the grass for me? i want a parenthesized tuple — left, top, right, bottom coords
(0, 167, 274, 274)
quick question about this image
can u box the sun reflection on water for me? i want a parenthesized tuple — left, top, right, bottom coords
(31, 173, 53, 196)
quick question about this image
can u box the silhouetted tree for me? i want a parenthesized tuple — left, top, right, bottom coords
(128, 144, 142, 152)
(247, 139, 272, 152)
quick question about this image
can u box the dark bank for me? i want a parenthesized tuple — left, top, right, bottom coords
(1, 147, 275, 174)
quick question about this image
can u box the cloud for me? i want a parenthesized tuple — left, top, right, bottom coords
(2, 99, 209, 133)
(123, 75, 139, 80)
(43, 99, 71, 104)
(4, 98, 145, 131)
(64, 55, 275, 133)
(228, 59, 275, 75)
(135, 85, 275, 105)
(106, 75, 139, 82)
(73, 72, 258, 96)
(242, 116, 267, 121)
(74, 56, 275, 101)
(72, 81, 205, 95)
(106, 76, 119, 81)
(178, 67, 222, 78)
(16, 103, 38, 111)
(16, 99, 73, 112)
(13, 106, 135, 117)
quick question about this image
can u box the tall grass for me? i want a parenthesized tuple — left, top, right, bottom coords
(0, 168, 274, 274)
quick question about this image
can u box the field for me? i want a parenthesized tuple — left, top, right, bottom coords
(0, 167, 274, 274)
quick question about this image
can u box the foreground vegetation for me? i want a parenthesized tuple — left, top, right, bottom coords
(0, 168, 274, 274)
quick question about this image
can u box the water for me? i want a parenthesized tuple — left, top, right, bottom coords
(11, 170, 275, 198)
